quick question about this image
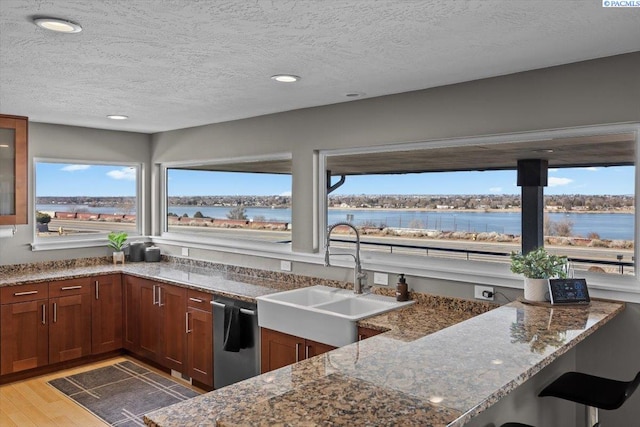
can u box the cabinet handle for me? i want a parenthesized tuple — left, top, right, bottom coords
(185, 312, 192, 333)
(42, 304, 46, 325)
(53, 302, 57, 323)
(61, 285, 82, 291)
(189, 297, 203, 303)
(295, 343, 300, 363)
(14, 290, 38, 296)
(152, 285, 158, 305)
(157, 287, 164, 307)
(305, 345, 310, 359)
(95, 280, 99, 300)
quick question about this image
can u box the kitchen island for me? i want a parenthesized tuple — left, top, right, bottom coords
(144, 298, 623, 426)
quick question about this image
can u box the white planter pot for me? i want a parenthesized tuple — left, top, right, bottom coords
(524, 278, 549, 302)
(112, 251, 125, 265)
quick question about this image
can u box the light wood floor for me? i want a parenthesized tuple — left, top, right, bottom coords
(0, 356, 204, 426)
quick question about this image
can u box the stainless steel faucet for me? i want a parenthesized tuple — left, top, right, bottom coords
(324, 222, 368, 294)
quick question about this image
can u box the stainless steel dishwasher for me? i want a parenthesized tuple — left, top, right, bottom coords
(211, 296, 260, 389)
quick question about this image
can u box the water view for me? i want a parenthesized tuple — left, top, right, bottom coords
(36, 204, 634, 241)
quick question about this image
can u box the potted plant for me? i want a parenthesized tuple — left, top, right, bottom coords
(107, 231, 128, 264)
(36, 211, 52, 233)
(510, 247, 568, 301)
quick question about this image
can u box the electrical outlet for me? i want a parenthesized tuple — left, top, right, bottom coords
(181, 247, 189, 257)
(280, 260, 292, 271)
(373, 272, 388, 286)
(474, 285, 494, 301)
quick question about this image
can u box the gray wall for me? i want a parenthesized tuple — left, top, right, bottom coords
(0, 122, 151, 265)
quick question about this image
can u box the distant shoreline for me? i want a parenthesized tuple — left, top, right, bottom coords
(328, 207, 634, 214)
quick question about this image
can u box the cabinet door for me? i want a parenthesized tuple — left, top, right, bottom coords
(304, 339, 336, 359)
(92, 274, 123, 354)
(186, 307, 213, 387)
(159, 284, 187, 372)
(123, 275, 140, 352)
(0, 299, 48, 375)
(357, 326, 384, 341)
(260, 328, 304, 373)
(49, 279, 92, 364)
(138, 279, 161, 362)
(0, 115, 28, 225)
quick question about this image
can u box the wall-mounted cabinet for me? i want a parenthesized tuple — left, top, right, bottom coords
(0, 114, 28, 225)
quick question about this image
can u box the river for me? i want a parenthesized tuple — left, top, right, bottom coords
(36, 204, 634, 241)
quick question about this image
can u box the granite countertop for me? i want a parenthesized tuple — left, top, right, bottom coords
(144, 299, 624, 427)
(0, 259, 288, 302)
(0, 258, 624, 426)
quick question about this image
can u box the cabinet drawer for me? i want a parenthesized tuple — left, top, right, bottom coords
(1, 283, 48, 304)
(187, 289, 212, 312)
(49, 278, 92, 297)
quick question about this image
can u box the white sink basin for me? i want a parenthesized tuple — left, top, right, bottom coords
(257, 285, 413, 347)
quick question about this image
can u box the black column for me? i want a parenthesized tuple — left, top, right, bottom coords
(517, 159, 548, 254)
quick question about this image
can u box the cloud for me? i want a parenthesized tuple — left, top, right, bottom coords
(582, 167, 599, 172)
(489, 187, 502, 193)
(61, 164, 90, 172)
(107, 167, 136, 181)
(548, 177, 573, 187)
(279, 191, 292, 197)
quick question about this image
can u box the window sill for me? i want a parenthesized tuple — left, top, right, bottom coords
(31, 235, 148, 252)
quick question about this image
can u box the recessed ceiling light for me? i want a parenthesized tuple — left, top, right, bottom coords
(33, 17, 82, 33)
(271, 74, 300, 83)
(345, 92, 365, 98)
(0, 144, 9, 148)
(534, 149, 554, 153)
(107, 115, 129, 120)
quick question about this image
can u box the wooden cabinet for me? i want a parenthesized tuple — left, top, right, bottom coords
(48, 279, 92, 364)
(0, 283, 48, 375)
(123, 275, 187, 372)
(357, 326, 384, 341)
(260, 328, 336, 373)
(186, 290, 213, 387)
(159, 284, 187, 372)
(91, 274, 123, 354)
(0, 114, 28, 225)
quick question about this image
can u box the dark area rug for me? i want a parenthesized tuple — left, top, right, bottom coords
(48, 360, 200, 426)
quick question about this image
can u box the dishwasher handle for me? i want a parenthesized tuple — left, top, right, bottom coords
(211, 300, 256, 316)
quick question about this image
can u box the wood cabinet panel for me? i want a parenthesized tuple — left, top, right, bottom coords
(261, 328, 337, 373)
(1, 282, 48, 304)
(138, 279, 161, 362)
(92, 274, 123, 354)
(0, 299, 48, 375)
(261, 328, 303, 373)
(159, 284, 186, 372)
(0, 114, 28, 225)
(357, 326, 384, 341)
(123, 275, 140, 352)
(48, 285, 92, 364)
(186, 306, 213, 387)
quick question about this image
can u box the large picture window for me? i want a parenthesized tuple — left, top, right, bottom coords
(322, 128, 636, 278)
(164, 158, 292, 244)
(34, 161, 140, 241)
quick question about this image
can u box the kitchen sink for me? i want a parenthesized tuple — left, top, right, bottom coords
(257, 285, 413, 347)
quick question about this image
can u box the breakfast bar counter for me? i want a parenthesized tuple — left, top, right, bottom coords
(144, 298, 624, 427)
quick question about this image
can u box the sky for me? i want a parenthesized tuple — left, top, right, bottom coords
(35, 163, 634, 197)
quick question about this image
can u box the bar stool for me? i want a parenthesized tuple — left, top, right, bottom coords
(539, 370, 640, 427)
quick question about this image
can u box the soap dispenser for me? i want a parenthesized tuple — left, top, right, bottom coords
(396, 274, 409, 302)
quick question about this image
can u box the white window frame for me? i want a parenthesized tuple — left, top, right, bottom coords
(318, 123, 640, 301)
(31, 158, 144, 251)
(157, 153, 294, 254)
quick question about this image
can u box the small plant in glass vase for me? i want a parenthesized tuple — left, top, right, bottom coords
(107, 231, 128, 265)
(510, 247, 568, 302)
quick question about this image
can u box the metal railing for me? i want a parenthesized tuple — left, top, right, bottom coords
(329, 238, 635, 275)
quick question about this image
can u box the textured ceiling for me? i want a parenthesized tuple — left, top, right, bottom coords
(1, 1, 639, 133)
